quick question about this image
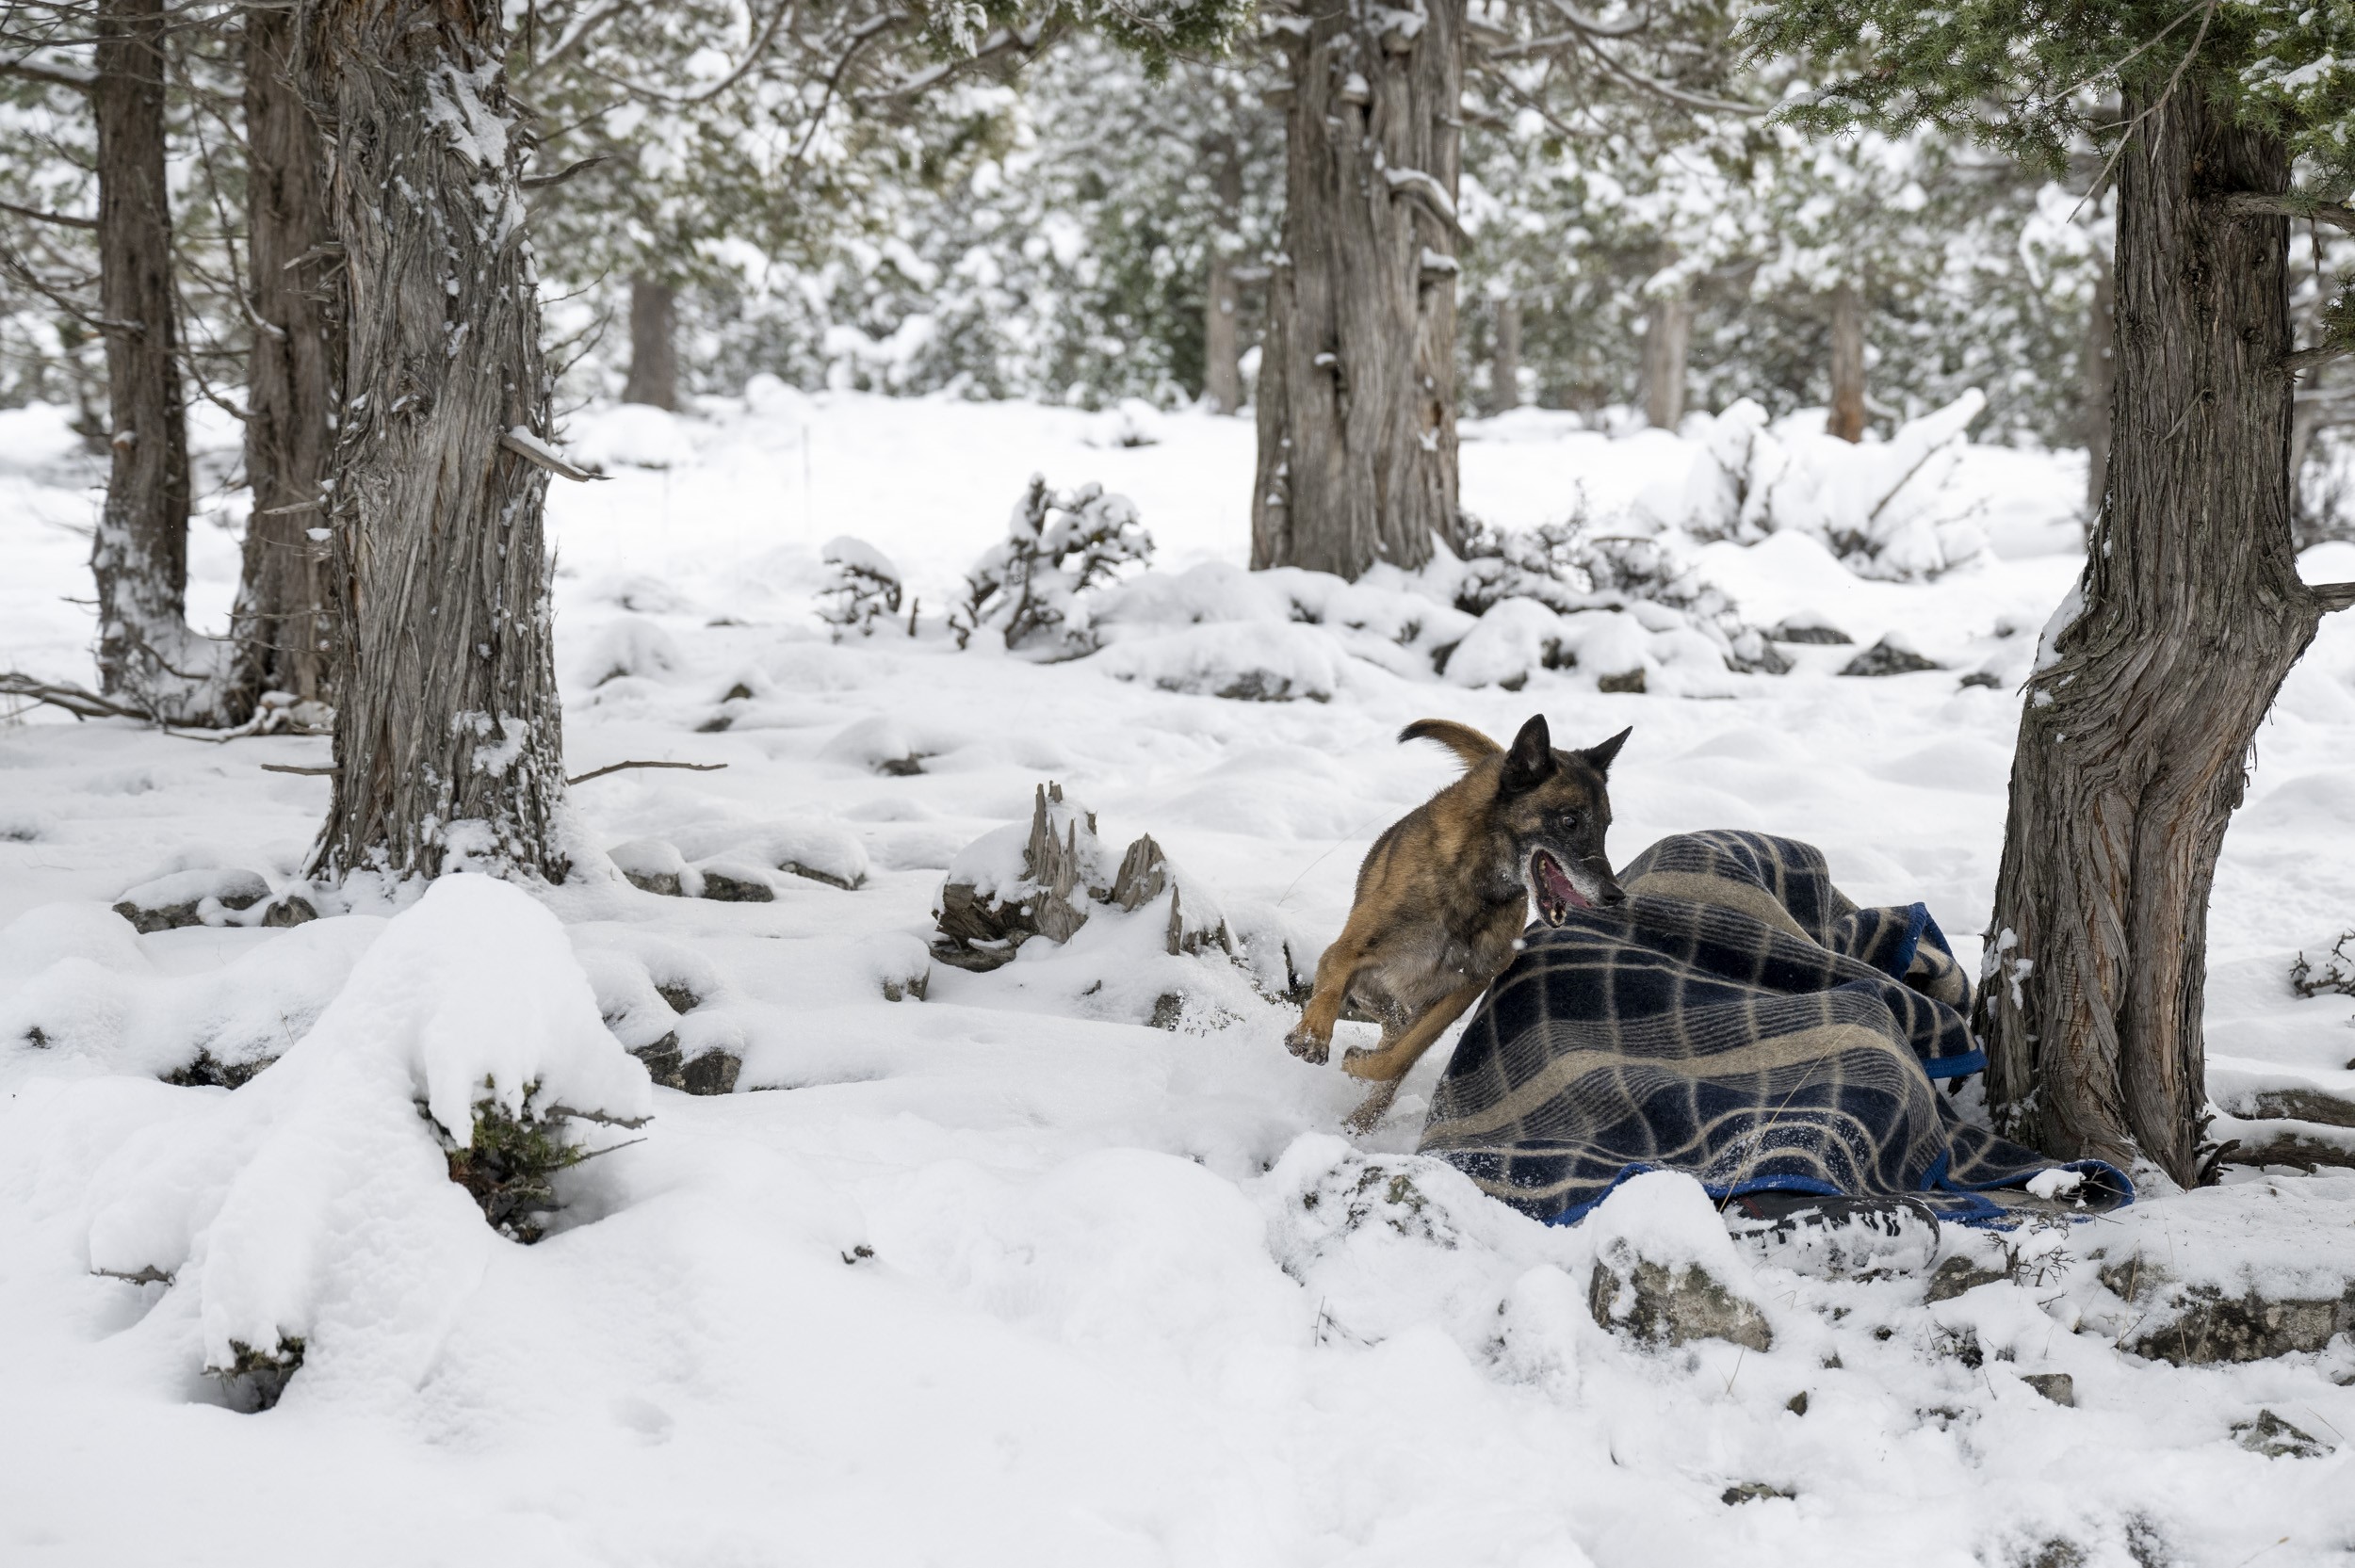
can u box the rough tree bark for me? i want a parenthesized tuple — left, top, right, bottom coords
(1641, 291, 1690, 429)
(1490, 295, 1521, 413)
(233, 4, 337, 706)
(2082, 255, 2115, 522)
(1251, 0, 1468, 578)
(1827, 279, 1865, 442)
(303, 0, 568, 883)
(1202, 148, 1244, 416)
(90, 0, 204, 716)
(1974, 85, 2347, 1188)
(622, 277, 679, 410)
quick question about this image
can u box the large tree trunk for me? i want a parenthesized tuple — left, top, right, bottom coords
(91, 0, 207, 718)
(2083, 255, 2115, 521)
(1641, 290, 1690, 429)
(1827, 280, 1865, 442)
(305, 0, 568, 883)
(1974, 85, 2333, 1188)
(1489, 295, 1521, 414)
(621, 277, 678, 410)
(233, 4, 337, 708)
(1203, 148, 1244, 416)
(1251, 0, 1467, 577)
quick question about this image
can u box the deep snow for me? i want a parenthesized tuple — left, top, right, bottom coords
(2, 391, 2353, 1566)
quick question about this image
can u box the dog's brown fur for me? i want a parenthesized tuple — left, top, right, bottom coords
(1285, 714, 1632, 1130)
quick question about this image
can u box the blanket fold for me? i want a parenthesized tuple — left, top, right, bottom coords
(1417, 830, 2132, 1224)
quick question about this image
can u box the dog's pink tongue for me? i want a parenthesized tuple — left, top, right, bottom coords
(1540, 855, 1588, 911)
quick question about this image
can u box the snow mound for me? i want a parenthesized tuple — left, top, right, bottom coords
(0, 905, 385, 1085)
(1093, 621, 1343, 703)
(81, 876, 652, 1392)
(579, 616, 688, 687)
(563, 403, 699, 470)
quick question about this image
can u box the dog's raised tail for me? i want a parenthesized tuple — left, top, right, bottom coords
(1400, 719, 1502, 770)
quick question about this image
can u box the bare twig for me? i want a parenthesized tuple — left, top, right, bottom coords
(2314, 582, 2355, 613)
(0, 197, 96, 230)
(259, 762, 338, 775)
(542, 1102, 652, 1128)
(2214, 192, 2355, 233)
(565, 759, 728, 784)
(0, 671, 151, 720)
(500, 427, 608, 481)
(520, 153, 611, 190)
(2285, 345, 2351, 375)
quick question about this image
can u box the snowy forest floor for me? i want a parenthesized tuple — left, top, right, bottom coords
(4, 391, 2355, 1566)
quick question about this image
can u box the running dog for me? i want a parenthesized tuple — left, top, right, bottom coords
(1285, 714, 1632, 1130)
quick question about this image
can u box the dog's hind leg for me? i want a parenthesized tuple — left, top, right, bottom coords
(1336, 980, 1487, 1131)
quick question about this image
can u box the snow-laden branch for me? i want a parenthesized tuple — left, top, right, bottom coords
(501, 428, 609, 482)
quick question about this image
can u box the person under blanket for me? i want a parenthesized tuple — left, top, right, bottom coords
(1416, 830, 2132, 1225)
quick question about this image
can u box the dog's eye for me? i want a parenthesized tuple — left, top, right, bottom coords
(1555, 811, 1580, 832)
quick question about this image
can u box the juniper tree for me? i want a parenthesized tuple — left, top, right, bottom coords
(1745, 0, 2355, 1185)
(1250, 0, 1746, 579)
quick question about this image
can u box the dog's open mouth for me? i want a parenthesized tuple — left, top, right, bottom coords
(1529, 849, 1589, 927)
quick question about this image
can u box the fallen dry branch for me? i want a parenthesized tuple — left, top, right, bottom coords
(564, 759, 729, 785)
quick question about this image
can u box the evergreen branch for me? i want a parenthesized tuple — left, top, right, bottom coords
(572, 0, 800, 106)
(861, 17, 1059, 102)
(0, 197, 96, 230)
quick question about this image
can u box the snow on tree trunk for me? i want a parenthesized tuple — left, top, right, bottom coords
(1827, 280, 1865, 442)
(91, 0, 212, 719)
(233, 4, 337, 707)
(1250, 0, 1467, 579)
(2083, 255, 2114, 521)
(305, 0, 568, 884)
(1974, 85, 2330, 1188)
(622, 277, 679, 411)
(1641, 292, 1690, 429)
(1490, 295, 1521, 414)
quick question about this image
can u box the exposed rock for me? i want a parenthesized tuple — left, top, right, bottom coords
(112, 867, 270, 933)
(698, 866, 774, 903)
(875, 753, 926, 776)
(1785, 1391, 1809, 1415)
(682, 1048, 740, 1096)
(214, 1336, 304, 1414)
(1596, 667, 1647, 694)
(1589, 1248, 1773, 1351)
(165, 1051, 271, 1091)
(1957, 670, 2004, 690)
(258, 894, 317, 928)
(1925, 1253, 2008, 1302)
(2234, 1410, 2330, 1459)
(1214, 671, 1312, 703)
(632, 1034, 687, 1091)
(881, 970, 928, 1002)
(2127, 1284, 2355, 1365)
(610, 838, 691, 897)
(2021, 1373, 2075, 1407)
(1721, 1482, 1795, 1505)
(1840, 637, 1943, 677)
(655, 981, 701, 1014)
(1769, 616, 1853, 645)
(1149, 992, 1185, 1029)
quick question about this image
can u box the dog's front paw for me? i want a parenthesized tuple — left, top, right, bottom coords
(1284, 1025, 1330, 1065)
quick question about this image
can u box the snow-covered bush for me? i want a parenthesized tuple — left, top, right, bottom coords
(1664, 393, 1991, 579)
(79, 877, 652, 1407)
(816, 536, 906, 640)
(951, 476, 1154, 655)
(1454, 517, 1788, 678)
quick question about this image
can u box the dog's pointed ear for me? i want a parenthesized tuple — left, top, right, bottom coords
(1500, 714, 1556, 794)
(1583, 726, 1632, 774)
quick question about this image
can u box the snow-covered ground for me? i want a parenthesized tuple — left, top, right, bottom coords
(4, 391, 2354, 1566)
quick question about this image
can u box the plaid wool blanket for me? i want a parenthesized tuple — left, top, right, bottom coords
(1417, 831, 2133, 1224)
